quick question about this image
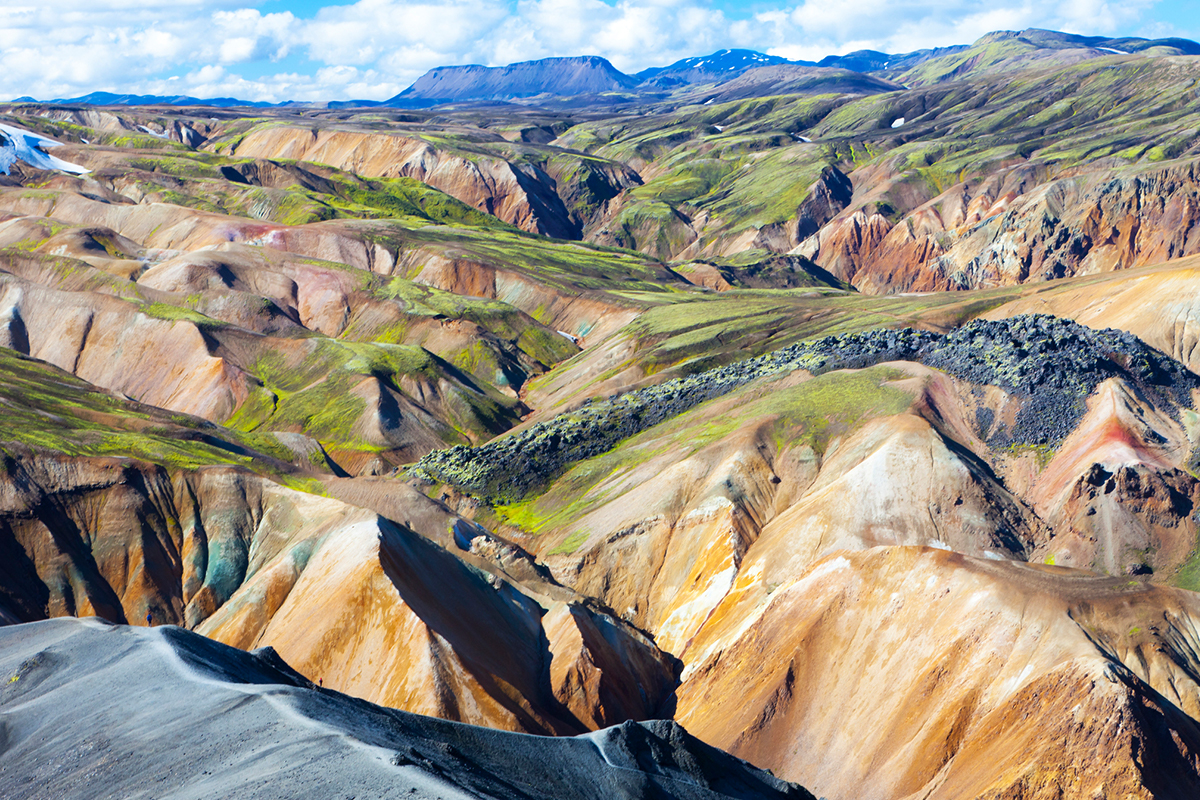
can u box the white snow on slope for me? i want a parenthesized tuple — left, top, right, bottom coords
(0, 122, 90, 175)
(1098, 47, 1129, 55)
(891, 117, 906, 128)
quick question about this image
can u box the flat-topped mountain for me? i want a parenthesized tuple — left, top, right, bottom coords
(385, 55, 639, 106)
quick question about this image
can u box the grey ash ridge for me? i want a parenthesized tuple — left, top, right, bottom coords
(0, 619, 811, 800)
(414, 315, 1199, 501)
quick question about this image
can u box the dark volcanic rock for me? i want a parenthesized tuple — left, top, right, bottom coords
(414, 315, 1198, 501)
(923, 315, 1199, 444)
(0, 618, 812, 800)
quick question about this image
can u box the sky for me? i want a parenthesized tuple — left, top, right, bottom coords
(1, 0, 1197, 103)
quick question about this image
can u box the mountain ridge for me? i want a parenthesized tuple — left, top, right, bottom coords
(15, 28, 1200, 109)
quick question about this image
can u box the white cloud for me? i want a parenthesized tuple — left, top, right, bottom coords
(0, 0, 1183, 103)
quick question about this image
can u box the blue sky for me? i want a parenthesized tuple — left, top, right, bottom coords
(2, 0, 1197, 102)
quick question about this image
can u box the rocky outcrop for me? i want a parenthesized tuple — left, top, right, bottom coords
(231, 126, 579, 237)
(229, 125, 640, 240)
(798, 159, 1200, 294)
(415, 315, 1199, 500)
(982, 255, 1200, 373)
(1021, 378, 1200, 576)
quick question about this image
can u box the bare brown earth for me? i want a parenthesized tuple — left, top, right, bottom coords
(471, 356, 1200, 794)
(676, 546, 1200, 800)
(794, 159, 1200, 293)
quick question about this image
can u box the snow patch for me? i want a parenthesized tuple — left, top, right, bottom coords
(1097, 47, 1128, 54)
(556, 329, 578, 344)
(713, 124, 724, 132)
(703, 98, 715, 105)
(0, 122, 90, 175)
(890, 117, 906, 128)
(138, 125, 169, 140)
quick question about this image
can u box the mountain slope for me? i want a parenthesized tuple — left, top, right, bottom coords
(676, 547, 1200, 800)
(6, 26, 1200, 800)
(0, 346, 676, 732)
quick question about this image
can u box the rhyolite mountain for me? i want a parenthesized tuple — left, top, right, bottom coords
(5, 24, 1200, 800)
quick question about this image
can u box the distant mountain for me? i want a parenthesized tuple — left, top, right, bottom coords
(816, 45, 972, 73)
(688, 65, 903, 103)
(1012, 27, 1200, 55)
(17, 27, 1200, 112)
(900, 28, 1200, 87)
(636, 49, 796, 87)
(14, 91, 282, 108)
(384, 56, 639, 107)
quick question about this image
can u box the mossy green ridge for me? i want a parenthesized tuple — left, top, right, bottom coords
(0, 347, 292, 472)
(495, 366, 912, 547)
(352, 276, 578, 386)
(89, 149, 520, 230)
(548, 47, 1200, 262)
(225, 337, 522, 457)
